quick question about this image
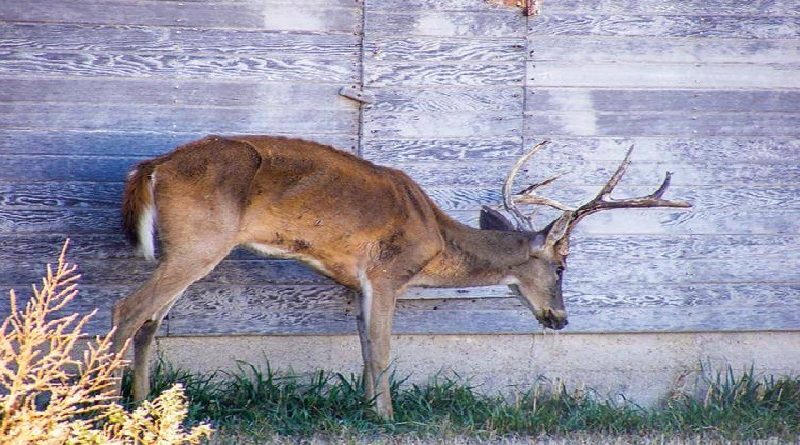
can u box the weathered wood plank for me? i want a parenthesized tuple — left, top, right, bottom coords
(528, 14, 800, 39)
(0, 0, 263, 28)
(361, 137, 523, 161)
(524, 137, 800, 164)
(542, 0, 800, 16)
(365, 61, 525, 86)
(0, 77, 354, 110)
(373, 0, 800, 15)
(527, 61, 800, 89)
(365, 11, 525, 37)
(1, 250, 798, 290)
(366, 0, 512, 11)
(529, 36, 800, 64)
(0, 183, 122, 209)
(365, 37, 524, 62)
(0, 23, 361, 57)
(407, 283, 800, 306)
(423, 186, 800, 212)
(2, 154, 797, 186)
(165, 304, 800, 336)
(524, 111, 800, 137)
(3, 278, 798, 336)
(363, 113, 522, 138)
(124, 199, 770, 236)
(5, 234, 800, 265)
(0, 52, 358, 83)
(0, 104, 358, 134)
(0, 0, 361, 33)
(363, 136, 799, 163)
(0, 130, 358, 156)
(0, 259, 333, 287)
(261, 4, 361, 34)
(525, 89, 800, 113)
(382, 160, 800, 188)
(446, 208, 800, 236)
(368, 87, 522, 113)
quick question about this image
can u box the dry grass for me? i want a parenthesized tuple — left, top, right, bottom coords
(0, 241, 212, 444)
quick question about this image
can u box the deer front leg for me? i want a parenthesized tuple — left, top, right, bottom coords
(356, 274, 397, 420)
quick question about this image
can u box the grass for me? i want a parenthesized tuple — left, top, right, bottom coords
(122, 361, 800, 443)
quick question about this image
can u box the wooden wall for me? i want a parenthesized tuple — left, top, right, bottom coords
(0, 0, 798, 336)
(0, 0, 363, 335)
(522, 0, 800, 331)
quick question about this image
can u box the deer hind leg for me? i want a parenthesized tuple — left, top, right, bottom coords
(356, 271, 399, 420)
(112, 249, 230, 402)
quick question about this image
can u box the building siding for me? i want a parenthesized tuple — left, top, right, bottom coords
(0, 0, 797, 336)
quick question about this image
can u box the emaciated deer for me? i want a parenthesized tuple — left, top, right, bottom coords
(115, 136, 690, 418)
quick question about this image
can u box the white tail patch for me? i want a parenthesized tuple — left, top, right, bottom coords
(137, 173, 157, 261)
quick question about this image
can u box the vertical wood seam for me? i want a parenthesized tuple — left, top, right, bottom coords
(355, 0, 368, 158)
(522, 7, 531, 154)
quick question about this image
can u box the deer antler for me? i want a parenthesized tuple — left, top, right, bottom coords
(565, 145, 692, 233)
(502, 142, 691, 237)
(502, 140, 575, 230)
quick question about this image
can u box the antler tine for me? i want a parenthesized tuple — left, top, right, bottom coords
(514, 172, 575, 211)
(572, 145, 692, 222)
(596, 145, 634, 200)
(502, 140, 551, 230)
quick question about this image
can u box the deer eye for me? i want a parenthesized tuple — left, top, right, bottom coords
(555, 265, 565, 277)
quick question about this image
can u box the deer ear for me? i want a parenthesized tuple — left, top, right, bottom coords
(545, 212, 572, 246)
(479, 206, 516, 231)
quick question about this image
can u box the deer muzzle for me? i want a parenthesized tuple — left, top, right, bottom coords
(538, 308, 568, 330)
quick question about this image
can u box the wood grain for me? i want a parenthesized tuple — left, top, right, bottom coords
(363, 136, 798, 163)
(528, 14, 800, 39)
(363, 113, 522, 138)
(7, 207, 788, 236)
(372, 0, 800, 15)
(361, 137, 523, 161)
(0, 77, 355, 110)
(365, 37, 524, 62)
(4, 233, 798, 263)
(527, 61, 800, 89)
(528, 36, 800, 64)
(0, 52, 358, 83)
(422, 185, 800, 212)
(378, 159, 800, 188)
(368, 87, 522, 113)
(366, 10, 525, 37)
(525, 89, 800, 113)
(365, 61, 525, 86)
(0, 130, 358, 156)
(2, 153, 795, 187)
(523, 111, 800, 137)
(0, 22, 361, 57)
(542, 0, 800, 16)
(0, 104, 358, 134)
(0, 0, 361, 33)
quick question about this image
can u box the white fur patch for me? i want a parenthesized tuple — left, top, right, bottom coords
(246, 243, 331, 276)
(358, 269, 373, 328)
(137, 173, 157, 261)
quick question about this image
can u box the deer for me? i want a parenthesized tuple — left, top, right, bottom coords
(114, 135, 690, 419)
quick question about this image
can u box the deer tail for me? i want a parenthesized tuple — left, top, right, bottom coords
(122, 161, 158, 261)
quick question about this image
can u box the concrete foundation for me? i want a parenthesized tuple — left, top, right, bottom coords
(156, 331, 800, 406)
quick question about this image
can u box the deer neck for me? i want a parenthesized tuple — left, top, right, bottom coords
(415, 217, 531, 288)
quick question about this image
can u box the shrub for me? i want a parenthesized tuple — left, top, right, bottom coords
(0, 241, 212, 445)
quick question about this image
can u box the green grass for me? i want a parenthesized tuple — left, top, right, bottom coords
(122, 361, 800, 442)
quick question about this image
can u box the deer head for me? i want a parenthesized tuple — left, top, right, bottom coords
(480, 140, 691, 330)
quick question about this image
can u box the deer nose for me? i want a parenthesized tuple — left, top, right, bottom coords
(538, 308, 568, 330)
